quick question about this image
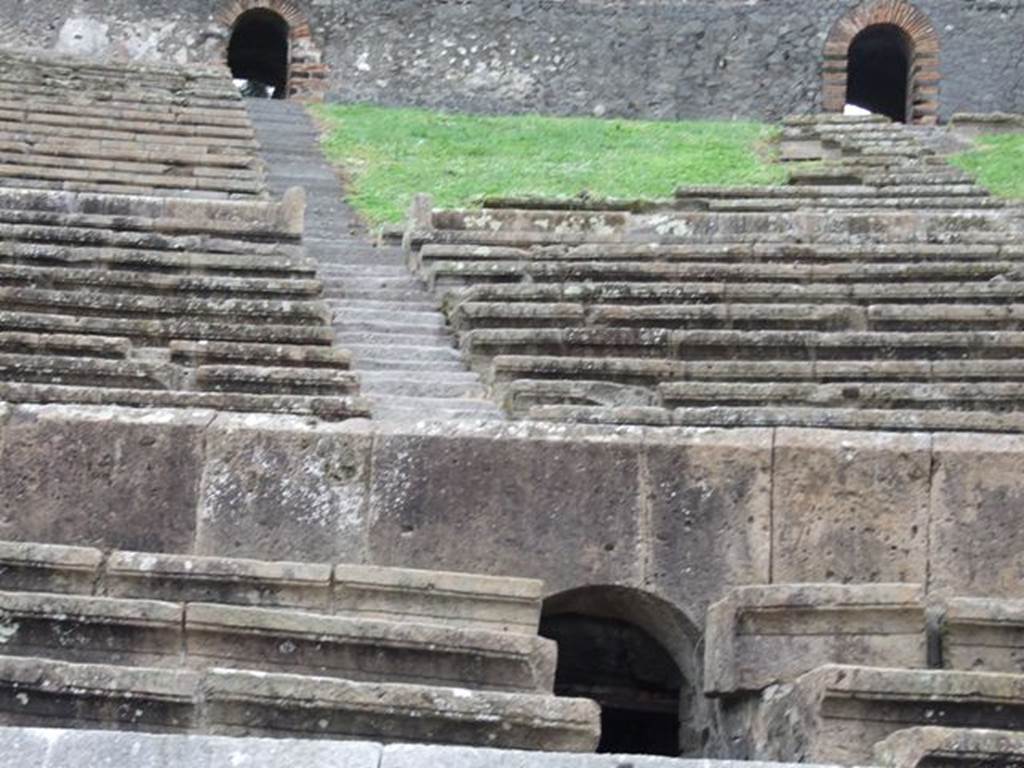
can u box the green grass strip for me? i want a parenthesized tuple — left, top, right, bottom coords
(950, 133, 1024, 199)
(310, 103, 785, 225)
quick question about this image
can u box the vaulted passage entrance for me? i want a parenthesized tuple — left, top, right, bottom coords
(540, 586, 702, 757)
(823, 1, 940, 124)
(228, 8, 289, 98)
(846, 24, 912, 122)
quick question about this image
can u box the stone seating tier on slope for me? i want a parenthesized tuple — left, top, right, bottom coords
(403, 114, 1024, 430)
(0, 186, 370, 419)
(0, 540, 598, 751)
(0, 50, 266, 199)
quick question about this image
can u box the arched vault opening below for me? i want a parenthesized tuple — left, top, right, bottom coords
(228, 8, 290, 99)
(845, 24, 913, 122)
(540, 585, 703, 757)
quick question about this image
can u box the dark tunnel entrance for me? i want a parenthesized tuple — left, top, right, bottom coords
(845, 24, 913, 122)
(228, 9, 290, 99)
(541, 613, 683, 755)
(540, 586, 701, 757)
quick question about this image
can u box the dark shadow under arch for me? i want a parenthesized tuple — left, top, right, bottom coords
(541, 585, 703, 757)
(846, 24, 913, 122)
(228, 8, 290, 99)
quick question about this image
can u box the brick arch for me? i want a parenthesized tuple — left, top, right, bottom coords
(823, 0, 939, 124)
(214, 0, 327, 101)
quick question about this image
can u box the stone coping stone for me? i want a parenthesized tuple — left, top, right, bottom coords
(704, 584, 927, 695)
(0, 542, 543, 635)
(0, 727, 851, 768)
(940, 597, 1024, 674)
(874, 725, 1024, 767)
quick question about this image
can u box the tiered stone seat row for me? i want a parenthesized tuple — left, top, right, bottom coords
(0, 540, 599, 751)
(0, 51, 265, 199)
(402, 115, 1024, 430)
(0, 187, 369, 419)
(705, 583, 1024, 766)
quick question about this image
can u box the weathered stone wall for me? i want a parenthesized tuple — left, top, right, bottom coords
(2, 403, 1022, 637)
(1, 0, 1022, 121)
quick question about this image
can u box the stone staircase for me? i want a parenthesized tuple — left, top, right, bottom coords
(245, 99, 502, 422)
(0, 539, 598, 750)
(705, 582, 1024, 766)
(402, 114, 1024, 431)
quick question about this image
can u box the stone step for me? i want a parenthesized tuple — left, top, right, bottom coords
(360, 373, 487, 399)
(0, 380, 369, 420)
(335, 331, 457, 348)
(344, 343, 465, 365)
(462, 327, 1024, 362)
(354, 356, 471, 373)
(169, 341, 351, 370)
(429, 260, 1024, 289)
(337, 298, 441, 313)
(0, 310, 335, 346)
(196, 365, 361, 397)
(0, 655, 598, 751)
(939, 597, 1024, 674)
(0, 541, 543, 635)
(491, 354, 1024, 387)
(0, 590, 553, 692)
(528, 403, 1024, 432)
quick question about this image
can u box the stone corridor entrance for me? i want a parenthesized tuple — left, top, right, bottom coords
(228, 8, 289, 98)
(845, 24, 912, 122)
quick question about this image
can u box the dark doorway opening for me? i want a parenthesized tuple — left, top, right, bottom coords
(845, 24, 913, 122)
(228, 9, 289, 99)
(541, 612, 683, 756)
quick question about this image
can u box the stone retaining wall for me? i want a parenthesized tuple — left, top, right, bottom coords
(1, 0, 1023, 121)
(1, 403, 1021, 635)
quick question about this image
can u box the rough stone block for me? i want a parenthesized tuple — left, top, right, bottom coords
(771, 429, 930, 584)
(756, 664, 1024, 765)
(204, 667, 600, 751)
(195, 415, 371, 562)
(942, 597, 1024, 673)
(644, 428, 773, 619)
(105, 550, 332, 611)
(333, 563, 543, 634)
(184, 602, 555, 692)
(0, 655, 197, 732)
(0, 591, 182, 666)
(367, 423, 645, 593)
(874, 725, 1024, 767)
(0, 540, 102, 594)
(930, 433, 1024, 598)
(0, 405, 208, 552)
(705, 583, 927, 695)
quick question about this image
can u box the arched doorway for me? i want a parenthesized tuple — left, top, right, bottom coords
(228, 8, 290, 98)
(540, 586, 703, 757)
(846, 24, 912, 122)
(823, 0, 940, 124)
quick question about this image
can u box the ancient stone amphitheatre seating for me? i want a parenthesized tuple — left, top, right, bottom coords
(0, 50, 265, 199)
(0, 539, 598, 750)
(705, 583, 1024, 766)
(404, 114, 1024, 431)
(0, 50, 367, 420)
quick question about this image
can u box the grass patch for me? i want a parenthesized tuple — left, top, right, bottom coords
(950, 133, 1024, 199)
(311, 103, 785, 225)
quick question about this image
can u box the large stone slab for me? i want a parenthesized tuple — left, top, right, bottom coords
(0, 405, 208, 552)
(771, 429, 931, 584)
(644, 428, 772, 618)
(0, 727, 383, 768)
(195, 415, 372, 562)
(941, 597, 1024, 674)
(930, 433, 1024, 598)
(705, 583, 927, 695)
(0, 540, 101, 594)
(367, 422, 646, 593)
(875, 725, 1024, 767)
